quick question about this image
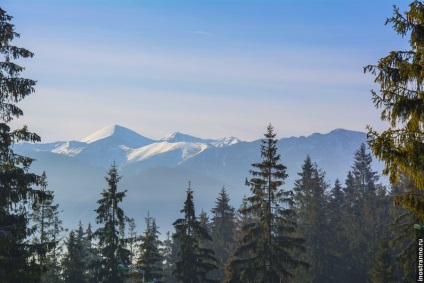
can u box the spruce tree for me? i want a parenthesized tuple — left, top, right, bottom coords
(388, 174, 421, 282)
(137, 213, 163, 282)
(210, 187, 235, 281)
(326, 179, 348, 282)
(172, 184, 218, 282)
(84, 223, 100, 283)
(365, 1, 424, 217)
(369, 239, 397, 283)
(227, 124, 309, 282)
(31, 172, 65, 283)
(92, 163, 130, 283)
(342, 144, 380, 282)
(61, 225, 88, 283)
(161, 231, 176, 283)
(292, 155, 335, 283)
(0, 7, 48, 282)
(127, 217, 139, 265)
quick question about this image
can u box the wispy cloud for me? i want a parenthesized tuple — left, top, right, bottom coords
(184, 30, 210, 36)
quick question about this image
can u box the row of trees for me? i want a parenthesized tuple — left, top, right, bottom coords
(42, 126, 416, 283)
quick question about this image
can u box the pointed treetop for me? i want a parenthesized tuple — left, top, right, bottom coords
(265, 123, 276, 139)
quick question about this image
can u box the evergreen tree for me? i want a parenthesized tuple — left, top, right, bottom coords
(353, 143, 380, 249)
(31, 172, 66, 283)
(92, 163, 131, 283)
(199, 210, 211, 236)
(365, 0, 424, 218)
(61, 224, 88, 283)
(0, 7, 48, 282)
(137, 213, 163, 282)
(172, 184, 218, 282)
(210, 187, 235, 281)
(388, 174, 421, 282)
(127, 218, 139, 265)
(224, 195, 251, 282)
(31, 172, 65, 279)
(226, 124, 309, 282)
(369, 239, 397, 283)
(84, 223, 101, 283)
(342, 144, 381, 282)
(292, 155, 335, 283)
(326, 179, 348, 282)
(162, 231, 177, 283)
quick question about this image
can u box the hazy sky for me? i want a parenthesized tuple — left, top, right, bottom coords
(3, 0, 410, 142)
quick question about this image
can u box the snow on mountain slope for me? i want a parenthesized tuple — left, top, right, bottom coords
(12, 126, 388, 235)
(81, 124, 155, 148)
(13, 126, 382, 186)
(51, 141, 87, 157)
(14, 125, 239, 169)
(211, 136, 240, 147)
(13, 141, 69, 153)
(127, 142, 210, 164)
(160, 132, 240, 147)
(160, 132, 212, 144)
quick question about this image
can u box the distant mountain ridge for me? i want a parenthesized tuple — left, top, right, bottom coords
(14, 124, 242, 168)
(12, 125, 385, 233)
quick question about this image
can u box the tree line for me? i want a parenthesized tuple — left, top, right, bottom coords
(2, 1, 424, 282)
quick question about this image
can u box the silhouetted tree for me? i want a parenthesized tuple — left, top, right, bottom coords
(172, 184, 218, 282)
(226, 124, 309, 282)
(137, 213, 163, 281)
(92, 163, 130, 282)
(0, 7, 48, 282)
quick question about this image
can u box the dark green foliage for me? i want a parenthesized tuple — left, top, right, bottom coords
(370, 239, 397, 283)
(172, 184, 218, 282)
(210, 187, 235, 280)
(92, 163, 130, 283)
(162, 231, 177, 283)
(292, 155, 337, 283)
(365, 0, 424, 217)
(326, 179, 349, 282)
(61, 224, 88, 283)
(342, 144, 381, 282)
(31, 172, 65, 283)
(127, 217, 139, 265)
(388, 175, 421, 282)
(137, 213, 163, 281)
(227, 124, 309, 282)
(0, 7, 48, 283)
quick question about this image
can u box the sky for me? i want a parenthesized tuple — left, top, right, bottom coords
(3, 0, 411, 142)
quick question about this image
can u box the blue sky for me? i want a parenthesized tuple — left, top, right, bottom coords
(4, 0, 410, 142)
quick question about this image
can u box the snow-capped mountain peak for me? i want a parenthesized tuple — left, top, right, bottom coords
(81, 125, 131, 143)
(81, 124, 154, 148)
(160, 132, 211, 144)
(160, 132, 240, 147)
(211, 136, 240, 147)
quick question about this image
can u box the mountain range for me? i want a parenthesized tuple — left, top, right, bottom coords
(13, 125, 386, 234)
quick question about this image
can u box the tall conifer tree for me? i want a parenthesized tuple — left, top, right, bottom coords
(227, 124, 308, 282)
(325, 179, 349, 282)
(210, 187, 235, 280)
(162, 231, 178, 282)
(137, 213, 163, 282)
(369, 239, 397, 283)
(172, 184, 218, 282)
(292, 155, 335, 283)
(365, 1, 424, 219)
(62, 224, 88, 283)
(92, 163, 130, 283)
(0, 7, 48, 282)
(31, 172, 65, 283)
(342, 144, 380, 282)
(388, 174, 421, 282)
